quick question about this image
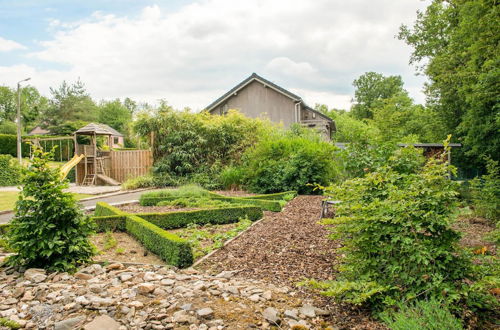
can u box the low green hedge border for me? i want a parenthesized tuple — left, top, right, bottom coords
(242, 191, 297, 200)
(92, 215, 127, 232)
(125, 215, 193, 268)
(0, 223, 10, 236)
(94, 202, 125, 217)
(137, 206, 263, 230)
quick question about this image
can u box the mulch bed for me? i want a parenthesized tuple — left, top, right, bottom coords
(453, 215, 497, 255)
(196, 195, 383, 329)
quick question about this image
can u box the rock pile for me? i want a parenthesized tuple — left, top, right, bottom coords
(0, 264, 334, 329)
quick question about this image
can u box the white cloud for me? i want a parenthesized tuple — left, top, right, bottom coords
(1, 0, 428, 110)
(0, 36, 26, 52)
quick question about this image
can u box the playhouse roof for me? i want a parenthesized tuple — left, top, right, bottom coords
(74, 123, 124, 137)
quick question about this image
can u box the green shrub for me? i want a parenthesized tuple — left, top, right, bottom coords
(241, 129, 339, 194)
(157, 197, 238, 208)
(380, 299, 463, 330)
(141, 184, 209, 199)
(243, 191, 297, 200)
(94, 202, 125, 217)
(0, 155, 22, 186)
(137, 206, 263, 229)
(219, 166, 245, 190)
(0, 134, 29, 157)
(0, 317, 21, 329)
(134, 108, 272, 187)
(91, 215, 126, 232)
(122, 174, 155, 190)
(0, 223, 10, 236)
(0, 121, 17, 135)
(207, 194, 285, 212)
(6, 146, 95, 272)
(312, 145, 471, 308)
(125, 215, 193, 268)
(469, 158, 499, 222)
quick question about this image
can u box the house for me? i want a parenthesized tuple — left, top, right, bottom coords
(75, 123, 124, 149)
(206, 73, 335, 139)
(28, 126, 51, 136)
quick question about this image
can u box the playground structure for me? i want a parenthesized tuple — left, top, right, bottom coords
(28, 123, 152, 186)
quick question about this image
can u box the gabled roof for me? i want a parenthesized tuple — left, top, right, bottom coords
(205, 73, 333, 123)
(74, 123, 124, 136)
(28, 126, 51, 136)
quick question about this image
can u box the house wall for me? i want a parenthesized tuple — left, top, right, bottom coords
(212, 80, 298, 127)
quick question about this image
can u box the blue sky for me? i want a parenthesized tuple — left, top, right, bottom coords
(0, 0, 429, 110)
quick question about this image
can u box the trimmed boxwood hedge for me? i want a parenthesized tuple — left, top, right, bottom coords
(206, 194, 285, 212)
(125, 214, 193, 268)
(94, 202, 125, 217)
(92, 215, 127, 232)
(136, 206, 263, 230)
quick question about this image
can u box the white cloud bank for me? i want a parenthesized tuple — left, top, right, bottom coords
(0, 0, 428, 110)
(0, 36, 26, 51)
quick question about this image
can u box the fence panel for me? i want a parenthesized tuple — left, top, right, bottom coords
(109, 150, 152, 183)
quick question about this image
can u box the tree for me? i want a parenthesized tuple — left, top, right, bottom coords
(351, 72, 407, 119)
(7, 146, 95, 271)
(98, 99, 133, 133)
(399, 0, 499, 171)
(0, 85, 48, 130)
(42, 80, 98, 134)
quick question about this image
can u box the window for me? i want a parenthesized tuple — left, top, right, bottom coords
(113, 137, 119, 144)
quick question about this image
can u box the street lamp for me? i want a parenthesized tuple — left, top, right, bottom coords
(17, 77, 31, 163)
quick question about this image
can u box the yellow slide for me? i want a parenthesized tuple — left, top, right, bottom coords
(60, 154, 85, 179)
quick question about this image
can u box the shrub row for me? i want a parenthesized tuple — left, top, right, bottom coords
(0, 155, 22, 186)
(206, 193, 285, 212)
(0, 134, 30, 157)
(94, 202, 125, 217)
(136, 206, 263, 230)
(91, 215, 127, 232)
(242, 191, 297, 200)
(125, 215, 193, 268)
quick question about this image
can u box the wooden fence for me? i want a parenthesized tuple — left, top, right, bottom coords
(108, 150, 152, 183)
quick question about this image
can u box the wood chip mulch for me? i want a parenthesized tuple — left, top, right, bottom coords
(197, 195, 384, 329)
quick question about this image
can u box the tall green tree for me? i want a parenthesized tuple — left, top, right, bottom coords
(0, 85, 48, 130)
(351, 72, 407, 119)
(42, 80, 98, 134)
(399, 0, 499, 171)
(98, 99, 133, 133)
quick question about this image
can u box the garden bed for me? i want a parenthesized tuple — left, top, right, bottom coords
(453, 212, 497, 255)
(117, 203, 201, 213)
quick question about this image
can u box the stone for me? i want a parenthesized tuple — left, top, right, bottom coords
(172, 310, 190, 324)
(12, 287, 25, 298)
(288, 319, 310, 329)
(120, 273, 133, 282)
(262, 290, 272, 300)
(215, 270, 237, 279)
(84, 315, 120, 330)
(160, 279, 175, 286)
(106, 263, 123, 271)
(75, 272, 93, 281)
(299, 304, 316, 318)
(75, 296, 90, 305)
(284, 309, 299, 320)
(89, 284, 103, 293)
(129, 301, 144, 308)
(54, 316, 86, 330)
(181, 303, 193, 311)
(138, 283, 155, 295)
(196, 308, 214, 319)
(248, 294, 260, 302)
(24, 268, 47, 283)
(262, 307, 280, 325)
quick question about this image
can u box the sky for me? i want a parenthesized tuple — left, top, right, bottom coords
(0, 0, 429, 111)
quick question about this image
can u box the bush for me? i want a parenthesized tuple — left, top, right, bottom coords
(206, 193, 285, 212)
(141, 184, 210, 200)
(94, 202, 124, 217)
(0, 155, 22, 186)
(157, 197, 238, 208)
(469, 158, 499, 222)
(219, 166, 245, 190)
(241, 129, 339, 194)
(134, 107, 272, 187)
(125, 215, 193, 268)
(122, 175, 155, 190)
(0, 121, 17, 135)
(243, 191, 297, 201)
(311, 145, 471, 308)
(6, 146, 95, 272)
(380, 299, 462, 330)
(0, 134, 30, 157)
(92, 215, 126, 232)
(137, 206, 263, 229)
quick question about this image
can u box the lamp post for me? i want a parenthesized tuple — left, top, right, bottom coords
(16, 77, 31, 164)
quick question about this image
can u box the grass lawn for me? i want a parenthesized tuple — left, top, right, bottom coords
(0, 191, 92, 211)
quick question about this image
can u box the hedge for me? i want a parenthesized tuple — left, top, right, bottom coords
(139, 196, 181, 206)
(0, 155, 22, 186)
(136, 206, 263, 230)
(243, 191, 297, 200)
(91, 215, 127, 232)
(94, 202, 125, 217)
(207, 194, 285, 212)
(0, 134, 29, 157)
(125, 215, 193, 268)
